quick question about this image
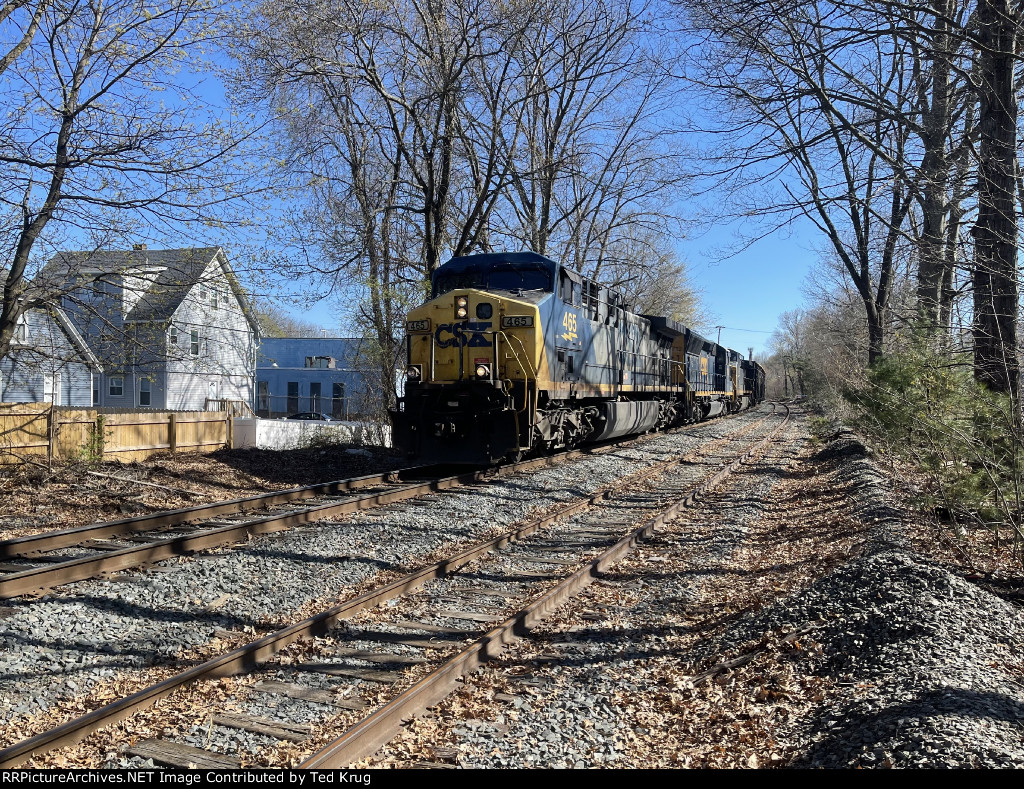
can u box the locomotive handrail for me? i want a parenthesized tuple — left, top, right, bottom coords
(496, 330, 537, 380)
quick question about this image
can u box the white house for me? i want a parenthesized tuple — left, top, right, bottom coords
(0, 301, 101, 406)
(45, 246, 260, 410)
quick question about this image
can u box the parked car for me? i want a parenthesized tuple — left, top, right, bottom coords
(285, 412, 334, 421)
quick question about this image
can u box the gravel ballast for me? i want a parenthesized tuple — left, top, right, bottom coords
(9, 407, 1017, 769)
(0, 410, 766, 740)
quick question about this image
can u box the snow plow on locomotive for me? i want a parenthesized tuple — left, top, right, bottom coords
(390, 252, 765, 465)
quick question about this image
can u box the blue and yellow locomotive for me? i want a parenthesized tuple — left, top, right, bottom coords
(391, 252, 765, 464)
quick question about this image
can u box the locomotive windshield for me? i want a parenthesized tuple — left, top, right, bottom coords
(433, 266, 552, 297)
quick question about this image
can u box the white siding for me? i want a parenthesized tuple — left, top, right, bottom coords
(164, 259, 255, 410)
(0, 309, 95, 406)
(59, 250, 256, 410)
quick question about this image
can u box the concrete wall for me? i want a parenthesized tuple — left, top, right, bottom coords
(232, 418, 391, 450)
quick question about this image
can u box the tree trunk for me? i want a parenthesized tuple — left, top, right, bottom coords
(971, 0, 1019, 396)
(867, 311, 885, 367)
(917, 0, 954, 336)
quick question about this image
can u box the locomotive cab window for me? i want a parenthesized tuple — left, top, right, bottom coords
(434, 267, 551, 297)
(584, 280, 600, 320)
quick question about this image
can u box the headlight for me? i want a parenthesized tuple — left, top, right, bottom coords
(475, 363, 490, 379)
(455, 296, 468, 319)
(406, 365, 421, 380)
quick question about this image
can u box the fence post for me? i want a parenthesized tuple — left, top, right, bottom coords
(169, 412, 177, 453)
(46, 405, 53, 466)
(96, 413, 105, 460)
(226, 413, 233, 450)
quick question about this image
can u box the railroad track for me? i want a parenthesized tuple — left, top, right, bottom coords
(0, 404, 788, 769)
(0, 409, 763, 600)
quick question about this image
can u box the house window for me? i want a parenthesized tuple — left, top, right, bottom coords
(13, 316, 27, 343)
(139, 378, 151, 406)
(211, 287, 218, 309)
(257, 381, 268, 411)
(190, 330, 200, 355)
(109, 376, 124, 397)
(287, 381, 299, 415)
(93, 382, 99, 405)
(169, 326, 178, 345)
(305, 356, 335, 369)
(199, 285, 208, 304)
(83, 279, 109, 301)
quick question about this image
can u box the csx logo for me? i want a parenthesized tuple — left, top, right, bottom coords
(435, 321, 492, 348)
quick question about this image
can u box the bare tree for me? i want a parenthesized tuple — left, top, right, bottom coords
(0, 0, 260, 363)
(487, 0, 687, 278)
(679, 0, 919, 364)
(232, 0, 692, 412)
(0, 0, 49, 77)
(912, 0, 976, 335)
(253, 303, 327, 338)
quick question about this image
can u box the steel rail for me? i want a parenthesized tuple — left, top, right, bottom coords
(0, 467, 437, 558)
(0, 407, 762, 598)
(0, 461, 536, 599)
(300, 404, 791, 768)
(0, 407, 779, 768)
(2, 401, 763, 560)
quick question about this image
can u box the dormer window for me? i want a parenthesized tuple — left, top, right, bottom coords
(80, 278, 109, 301)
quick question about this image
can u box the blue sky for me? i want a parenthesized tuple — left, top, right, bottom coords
(680, 221, 815, 358)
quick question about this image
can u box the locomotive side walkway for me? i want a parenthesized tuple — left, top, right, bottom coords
(367, 412, 1024, 769)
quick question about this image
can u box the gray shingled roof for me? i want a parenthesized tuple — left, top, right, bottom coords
(124, 254, 213, 323)
(41, 247, 260, 335)
(44, 247, 221, 278)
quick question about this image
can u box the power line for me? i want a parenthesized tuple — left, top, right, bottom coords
(717, 326, 774, 334)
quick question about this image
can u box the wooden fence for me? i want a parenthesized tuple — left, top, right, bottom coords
(0, 404, 232, 464)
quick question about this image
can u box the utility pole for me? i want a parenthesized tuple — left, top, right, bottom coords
(716, 326, 724, 345)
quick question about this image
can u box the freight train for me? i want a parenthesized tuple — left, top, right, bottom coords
(390, 252, 765, 464)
